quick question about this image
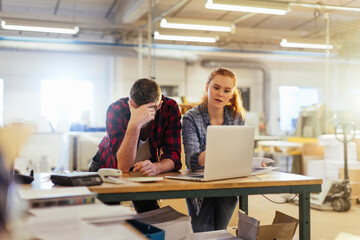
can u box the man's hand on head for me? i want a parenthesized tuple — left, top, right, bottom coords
(133, 160, 159, 176)
(128, 100, 157, 129)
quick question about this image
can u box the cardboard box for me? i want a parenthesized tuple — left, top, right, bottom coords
(237, 210, 298, 240)
(339, 167, 360, 182)
(351, 197, 360, 205)
(301, 143, 324, 157)
(301, 143, 324, 175)
(349, 182, 360, 197)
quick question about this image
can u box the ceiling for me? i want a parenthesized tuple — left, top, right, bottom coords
(1, 0, 360, 59)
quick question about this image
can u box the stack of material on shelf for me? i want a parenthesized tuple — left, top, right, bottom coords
(303, 142, 325, 178)
(339, 167, 360, 205)
(314, 135, 360, 183)
(17, 186, 97, 208)
(21, 203, 139, 239)
(135, 206, 192, 240)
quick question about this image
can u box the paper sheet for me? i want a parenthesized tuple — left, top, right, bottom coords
(24, 204, 141, 239)
(251, 157, 277, 175)
(24, 214, 146, 240)
(252, 157, 275, 168)
(190, 230, 238, 240)
(18, 186, 94, 200)
(29, 203, 136, 223)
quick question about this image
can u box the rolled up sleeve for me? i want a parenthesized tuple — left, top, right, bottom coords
(182, 114, 204, 171)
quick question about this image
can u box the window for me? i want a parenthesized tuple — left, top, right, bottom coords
(0, 79, 3, 126)
(279, 86, 319, 133)
(41, 80, 93, 131)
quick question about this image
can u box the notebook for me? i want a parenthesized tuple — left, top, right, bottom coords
(166, 125, 255, 182)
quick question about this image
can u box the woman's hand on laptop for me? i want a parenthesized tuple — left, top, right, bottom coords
(133, 160, 159, 176)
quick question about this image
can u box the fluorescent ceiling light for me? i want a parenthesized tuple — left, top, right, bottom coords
(154, 31, 218, 43)
(205, 0, 290, 15)
(160, 17, 234, 32)
(1, 20, 79, 34)
(280, 39, 334, 50)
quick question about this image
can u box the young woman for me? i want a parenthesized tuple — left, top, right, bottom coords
(182, 67, 246, 232)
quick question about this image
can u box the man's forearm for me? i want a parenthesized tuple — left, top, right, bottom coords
(116, 124, 140, 172)
(153, 158, 175, 174)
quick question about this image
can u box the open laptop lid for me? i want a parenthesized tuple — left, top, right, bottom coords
(203, 125, 255, 181)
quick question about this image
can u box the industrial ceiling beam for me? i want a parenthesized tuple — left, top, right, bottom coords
(105, 0, 119, 19)
(233, 13, 257, 24)
(54, 0, 61, 15)
(289, 1, 360, 12)
(115, 0, 148, 24)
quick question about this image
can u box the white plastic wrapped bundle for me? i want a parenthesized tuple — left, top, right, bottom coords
(324, 161, 360, 181)
(318, 135, 357, 162)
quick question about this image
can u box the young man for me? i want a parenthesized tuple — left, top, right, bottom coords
(89, 78, 182, 213)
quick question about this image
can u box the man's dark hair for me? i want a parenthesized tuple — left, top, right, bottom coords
(130, 78, 161, 106)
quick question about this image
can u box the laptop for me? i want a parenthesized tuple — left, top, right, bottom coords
(166, 125, 255, 182)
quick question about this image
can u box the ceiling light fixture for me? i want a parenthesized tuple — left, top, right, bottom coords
(160, 17, 234, 32)
(1, 20, 79, 35)
(205, 0, 290, 15)
(280, 39, 334, 50)
(154, 31, 218, 43)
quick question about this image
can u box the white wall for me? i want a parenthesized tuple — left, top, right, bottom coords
(0, 50, 113, 128)
(185, 62, 261, 108)
(2, 48, 360, 136)
(332, 62, 360, 112)
(112, 57, 186, 101)
(112, 55, 360, 135)
(267, 61, 328, 134)
(111, 56, 334, 135)
(6, 47, 360, 173)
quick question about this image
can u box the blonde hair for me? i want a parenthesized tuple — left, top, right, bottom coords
(200, 67, 245, 119)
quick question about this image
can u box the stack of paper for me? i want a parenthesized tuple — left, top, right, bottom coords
(19, 203, 140, 240)
(17, 186, 97, 208)
(29, 203, 136, 222)
(251, 157, 278, 175)
(135, 206, 192, 240)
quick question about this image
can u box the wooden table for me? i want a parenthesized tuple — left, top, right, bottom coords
(88, 171, 322, 240)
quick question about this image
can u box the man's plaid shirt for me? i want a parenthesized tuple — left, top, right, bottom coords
(98, 96, 182, 170)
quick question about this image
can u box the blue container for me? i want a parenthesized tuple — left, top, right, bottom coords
(127, 219, 165, 240)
